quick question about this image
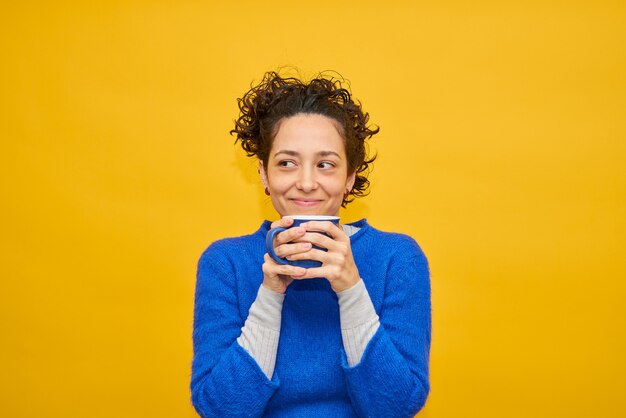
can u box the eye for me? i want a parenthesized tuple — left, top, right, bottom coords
(318, 161, 336, 169)
(278, 160, 296, 168)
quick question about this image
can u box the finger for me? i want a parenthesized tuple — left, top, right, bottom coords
(262, 253, 279, 272)
(283, 265, 307, 278)
(298, 231, 337, 250)
(285, 265, 306, 277)
(264, 256, 307, 278)
(274, 241, 312, 258)
(299, 266, 326, 279)
(270, 216, 294, 230)
(301, 221, 345, 240)
(286, 248, 329, 263)
(263, 253, 284, 270)
(273, 226, 307, 245)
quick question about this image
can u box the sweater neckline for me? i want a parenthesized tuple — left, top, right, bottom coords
(257, 218, 370, 244)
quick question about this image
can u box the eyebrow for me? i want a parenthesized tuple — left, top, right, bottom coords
(274, 150, 342, 159)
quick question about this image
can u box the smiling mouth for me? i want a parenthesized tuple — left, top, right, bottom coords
(291, 198, 323, 207)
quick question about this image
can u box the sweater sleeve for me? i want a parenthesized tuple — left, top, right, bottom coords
(341, 242, 431, 418)
(190, 244, 279, 418)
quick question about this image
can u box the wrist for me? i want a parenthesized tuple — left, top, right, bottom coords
(332, 274, 360, 293)
(248, 285, 285, 331)
(262, 281, 286, 294)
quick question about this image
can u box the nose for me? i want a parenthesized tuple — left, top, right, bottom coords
(295, 166, 318, 192)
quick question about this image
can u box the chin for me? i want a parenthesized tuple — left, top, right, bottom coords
(285, 207, 330, 216)
(289, 210, 323, 216)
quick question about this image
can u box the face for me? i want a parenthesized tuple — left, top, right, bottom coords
(259, 113, 356, 217)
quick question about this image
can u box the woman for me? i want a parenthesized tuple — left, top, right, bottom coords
(191, 72, 431, 417)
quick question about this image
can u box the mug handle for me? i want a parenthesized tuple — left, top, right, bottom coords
(266, 227, 290, 265)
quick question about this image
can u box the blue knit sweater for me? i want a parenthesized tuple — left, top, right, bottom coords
(191, 219, 431, 417)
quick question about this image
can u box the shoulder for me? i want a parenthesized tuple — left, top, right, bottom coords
(358, 221, 427, 262)
(201, 234, 256, 255)
(197, 222, 268, 268)
(352, 221, 430, 306)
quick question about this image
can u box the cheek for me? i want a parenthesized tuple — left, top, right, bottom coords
(323, 175, 349, 195)
(267, 171, 292, 191)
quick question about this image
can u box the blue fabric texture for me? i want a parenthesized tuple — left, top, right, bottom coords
(191, 219, 431, 417)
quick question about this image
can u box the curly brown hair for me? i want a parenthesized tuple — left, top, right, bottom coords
(230, 71, 379, 207)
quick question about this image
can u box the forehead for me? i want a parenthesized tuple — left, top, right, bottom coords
(271, 114, 346, 155)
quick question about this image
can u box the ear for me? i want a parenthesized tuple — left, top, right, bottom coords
(345, 171, 356, 192)
(258, 160, 269, 189)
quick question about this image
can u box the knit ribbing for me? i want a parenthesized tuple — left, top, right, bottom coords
(337, 279, 380, 366)
(237, 285, 284, 378)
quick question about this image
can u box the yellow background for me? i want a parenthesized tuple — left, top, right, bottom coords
(1, 1, 625, 417)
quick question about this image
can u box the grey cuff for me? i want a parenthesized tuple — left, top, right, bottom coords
(337, 279, 380, 366)
(247, 285, 285, 330)
(237, 285, 284, 379)
(337, 279, 379, 330)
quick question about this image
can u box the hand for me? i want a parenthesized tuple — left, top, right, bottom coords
(261, 217, 310, 294)
(286, 221, 361, 293)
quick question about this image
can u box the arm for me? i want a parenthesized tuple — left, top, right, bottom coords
(342, 244, 431, 418)
(287, 221, 431, 416)
(337, 279, 380, 367)
(190, 244, 279, 418)
(191, 219, 309, 418)
(237, 285, 284, 379)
